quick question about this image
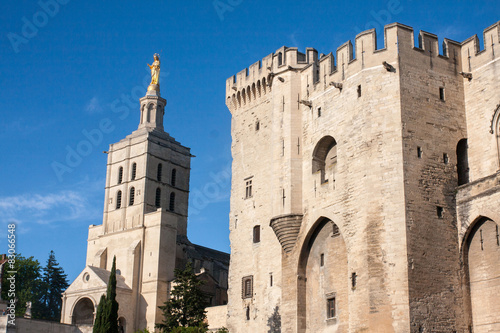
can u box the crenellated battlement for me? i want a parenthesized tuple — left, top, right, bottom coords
(226, 21, 500, 110)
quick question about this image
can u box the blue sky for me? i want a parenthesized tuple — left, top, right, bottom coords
(0, 0, 498, 282)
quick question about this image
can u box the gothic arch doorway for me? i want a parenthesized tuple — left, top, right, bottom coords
(297, 217, 349, 333)
(464, 217, 500, 333)
(71, 297, 94, 325)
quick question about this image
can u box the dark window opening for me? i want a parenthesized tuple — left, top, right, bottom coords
(457, 139, 469, 185)
(327, 297, 336, 319)
(242, 276, 253, 299)
(417, 146, 423, 158)
(131, 163, 137, 180)
(270, 274, 273, 287)
(253, 225, 260, 243)
(443, 153, 449, 164)
(118, 167, 123, 184)
(116, 191, 122, 209)
(169, 192, 175, 212)
(320, 253, 324, 267)
(317, 107, 322, 117)
(439, 87, 445, 101)
(171, 168, 177, 187)
(246, 306, 250, 320)
(278, 52, 283, 66)
(155, 188, 161, 208)
(157, 163, 163, 181)
(357, 85, 361, 98)
(437, 206, 444, 219)
(129, 187, 135, 206)
(255, 121, 260, 131)
(351, 272, 357, 290)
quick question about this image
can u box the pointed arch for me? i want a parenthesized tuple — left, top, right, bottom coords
(297, 217, 349, 332)
(462, 216, 500, 332)
(312, 136, 338, 184)
(490, 103, 500, 168)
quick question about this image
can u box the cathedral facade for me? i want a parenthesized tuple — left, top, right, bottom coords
(225, 22, 500, 333)
(61, 77, 229, 333)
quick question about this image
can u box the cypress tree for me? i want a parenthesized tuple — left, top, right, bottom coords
(93, 256, 119, 333)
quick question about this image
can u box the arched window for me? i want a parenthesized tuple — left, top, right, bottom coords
(253, 225, 260, 243)
(118, 167, 123, 184)
(71, 298, 94, 325)
(131, 163, 137, 180)
(457, 138, 469, 186)
(169, 192, 175, 212)
(312, 136, 337, 184)
(129, 187, 135, 206)
(157, 163, 163, 181)
(116, 191, 122, 209)
(171, 168, 177, 187)
(155, 188, 161, 208)
(147, 104, 153, 122)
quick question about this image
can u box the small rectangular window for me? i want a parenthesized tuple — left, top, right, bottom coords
(357, 85, 361, 98)
(439, 87, 445, 101)
(417, 146, 423, 158)
(242, 276, 253, 299)
(245, 179, 253, 198)
(437, 206, 444, 219)
(253, 225, 260, 243)
(443, 153, 449, 164)
(320, 253, 324, 267)
(317, 107, 322, 117)
(327, 297, 336, 319)
(270, 273, 273, 287)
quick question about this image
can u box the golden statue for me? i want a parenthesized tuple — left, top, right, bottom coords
(148, 53, 161, 87)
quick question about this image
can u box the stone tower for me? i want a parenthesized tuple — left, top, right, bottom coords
(225, 22, 500, 333)
(61, 66, 193, 332)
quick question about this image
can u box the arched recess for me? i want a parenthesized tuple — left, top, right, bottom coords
(456, 138, 469, 186)
(118, 317, 126, 333)
(297, 217, 349, 333)
(463, 216, 500, 333)
(312, 136, 338, 184)
(491, 103, 500, 168)
(71, 297, 95, 325)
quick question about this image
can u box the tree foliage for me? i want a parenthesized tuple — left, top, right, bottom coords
(1, 252, 68, 320)
(156, 262, 208, 332)
(93, 256, 119, 333)
(40, 250, 69, 320)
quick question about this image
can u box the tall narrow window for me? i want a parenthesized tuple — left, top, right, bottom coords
(116, 191, 122, 209)
(457, 139, 469, 185)
(320, 253, 324, 266)
(253, 225, 260, 243)
(242, 276, 253, 299)
(439, 87, 445, 101)
(327, 297, 336, 319)
(171, 168, 177, 187)
(129, 187, 135, 206)
(118, 167, 123, 184)
(155, 188, 161, 208)
(169, 192, 175, 212)
(417, 146, 423, 158)
(437, 206, 444, 219)
(131, 163, 137, 180)
(246, 306, 250, 320)
(278, 52, 283, 66)
(357, 85, 361, 98)
(317, 107, 322, 117)
(270, 273, 273, 287)
(157, 163, 163, 181)
(245, 179, 253, 198)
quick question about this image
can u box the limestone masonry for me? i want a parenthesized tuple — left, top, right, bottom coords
(225, 22, 500, 333)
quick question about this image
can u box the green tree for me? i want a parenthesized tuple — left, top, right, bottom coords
(156, 262, 208, 332)
(93, 256, 119, 333)
(1, 254, 44, 317)
(40, 250, 69, 321)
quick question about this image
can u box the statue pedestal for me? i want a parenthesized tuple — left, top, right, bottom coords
(147, 84, 160, 96)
